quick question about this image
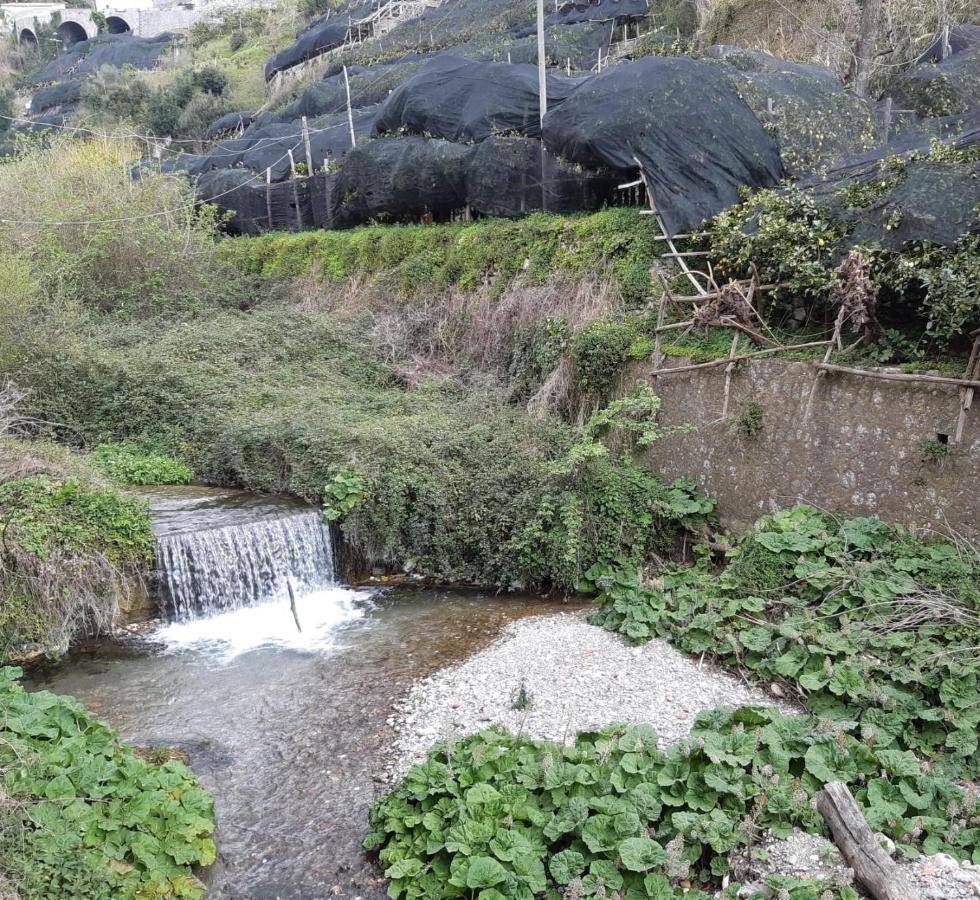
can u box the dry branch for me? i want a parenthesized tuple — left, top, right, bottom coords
(815, 363, 980, 390)
(816, 781, 916, 900)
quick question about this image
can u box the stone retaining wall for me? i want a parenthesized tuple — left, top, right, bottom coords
(635, 357, 980, 537)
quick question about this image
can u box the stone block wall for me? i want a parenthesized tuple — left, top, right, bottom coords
(634, 358, 980, 537)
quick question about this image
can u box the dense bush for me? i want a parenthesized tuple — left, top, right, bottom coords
(218, 209, 659, 300)
(84, 66, 231, 140)
(0, 471, 152, 653)
(707, 144, 980, 349)
(89, 442, 193, 485)
(0, 667, 215, 898)
(366, 707, 974, 899)
(589, 505, 980, 779)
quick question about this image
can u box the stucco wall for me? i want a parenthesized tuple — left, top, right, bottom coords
(636, 357, 980, 537)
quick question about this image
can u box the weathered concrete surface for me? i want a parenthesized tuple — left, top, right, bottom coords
(635, 357, 980, 537)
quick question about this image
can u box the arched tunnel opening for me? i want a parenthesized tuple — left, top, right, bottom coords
(57, 20, 89, 47)
(105, 15, 131, 34)
(19, 28, 38, 47)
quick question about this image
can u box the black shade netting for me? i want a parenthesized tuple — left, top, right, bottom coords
(265, 1, 374, 79)
(802, 125, 980, 250)
(917, 25, 980, 63)
(196, 169, 314, 234)
(373, 55, 581, 142)
(29, 33, 172, 84)
(327, 135, 473, 226)
(542, 54, 783, 234)
(30, 80, 82, 113)
(707, 49, 877, 176)
(204, 110, 254, 139)
(465, 135, 617, 215)
(545, 0, 647, 27)
(886, 45, 980, 118)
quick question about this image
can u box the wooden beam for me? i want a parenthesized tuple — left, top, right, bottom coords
(816, 362, 980, 390)
(650, 340, 831, 376)
(816, 782, 916, 900)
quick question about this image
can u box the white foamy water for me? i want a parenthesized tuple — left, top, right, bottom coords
(153, 584, 369, 660)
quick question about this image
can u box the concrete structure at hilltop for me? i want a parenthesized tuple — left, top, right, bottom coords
(1, 0, 271, 47)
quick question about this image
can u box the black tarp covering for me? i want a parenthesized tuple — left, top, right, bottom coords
(542, 55, 783, 234)
(195, 168, 314, 234)
(30, 79, 83, 113)
(204, 110, 254, 139)
(202, 107, 377, 180)
(916, 24, 980, 63)
(886, 45, 980, 117)
(546, 0, 647, 27)
(28, 33, 171, 84)
(466, 135, 617, 215)
(329, 136, 473, 226)
(708, 48, 877, 176)
(374, 55, 581, 142)
(802, 123, 980, 250)
(265, 2, 373, 79)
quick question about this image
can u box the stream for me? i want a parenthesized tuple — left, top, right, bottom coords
(24, 486, 578, 899)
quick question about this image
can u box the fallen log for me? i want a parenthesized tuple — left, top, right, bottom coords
(816, 781, 916, 900)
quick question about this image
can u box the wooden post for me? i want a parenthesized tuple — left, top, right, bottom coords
(566, 57, 570, 75)
(720, 332, 740, 420)
(954, 337, 980, 444)
(265, 166, 273, 230)
(803, 305, 846, 422)
(536, 0, 547, 127)
(302, 115, 314, 173)
(343, 65, 356, 148)
(286, 579, 302, 633)
(882, 96, 893, 143)
(652, 288, 669, 373)
(816, 782, 916, 900)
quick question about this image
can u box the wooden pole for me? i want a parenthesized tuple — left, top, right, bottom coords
(265, 166, 273, 230)
(816, 362, 980, 390)
(816, 782, 916, 900)
(650, 341, 832, 376)
(343, 65, 356, 148)
(286, 579, 303, 633)
(302, 115, 314, 173)
(803, 306, 846, 422)
(536, 0, 547, 127)
(954, 338, 980, 444)
(720, 332, 740, 419)
(652, 289, 669, 373)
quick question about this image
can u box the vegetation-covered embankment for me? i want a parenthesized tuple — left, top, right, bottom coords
(366, 506, 980, 899)
(0, 667, 216, 899)
(0, 137, 713, 598)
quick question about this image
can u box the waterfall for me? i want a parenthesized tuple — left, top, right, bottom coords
(155, 511, 335, 621)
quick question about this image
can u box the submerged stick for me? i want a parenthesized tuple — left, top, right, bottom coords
(287, 578, 302, 633)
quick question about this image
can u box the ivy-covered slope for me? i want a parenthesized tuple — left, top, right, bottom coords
(366, 505, 980, 899)
(589, 505, 980, 779)
(0, 667, 215, 899)
(0, 441, 155, 656)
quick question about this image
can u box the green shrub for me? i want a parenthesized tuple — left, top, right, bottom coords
(589, 505, 980, 778)
(0, 474, 152, 652)
(570, 318, 652, 397)
(89, 442, 193, 485)
(365, 707, 974, 898)
(0, 667, 215, 898)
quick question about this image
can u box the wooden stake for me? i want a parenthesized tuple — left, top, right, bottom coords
(536, 0, 547, 128)
(954, 338, 980, 444)
(343, 65, 356, 148)
(301, 115, 313, 173)
(651, 289, 669, 373)
(286, 579, 303, 633)
(265, 166, 273, 230)
(651, 341, 832, 376)
(816, 782, 916, 900)
(720, 332, 740, 420)
(803, 306, 846, 422)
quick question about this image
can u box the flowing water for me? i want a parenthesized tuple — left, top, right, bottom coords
(24, 486, 584, 899)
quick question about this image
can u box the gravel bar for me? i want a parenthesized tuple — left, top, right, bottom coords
(387, 611, 797, 777)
